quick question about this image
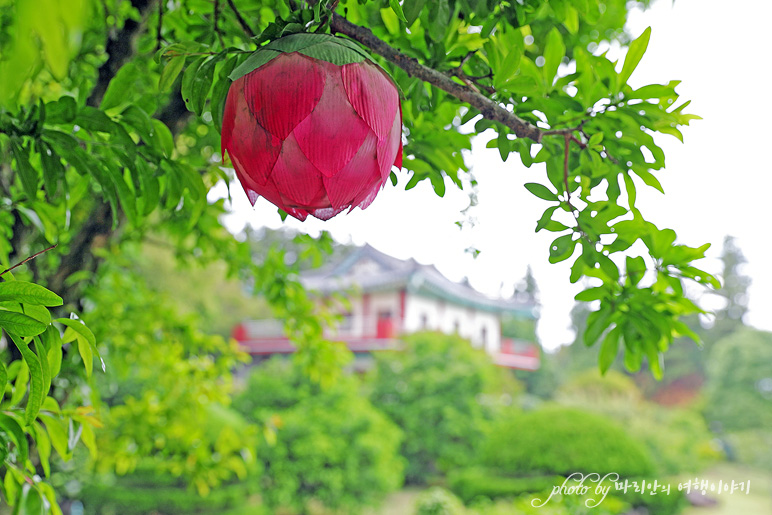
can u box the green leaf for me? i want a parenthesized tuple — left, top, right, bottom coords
(77, 334, 93, 378)
(524, 182, 558, 201)
(584, 306, 613, 347)
(8, 333, 44, 426)
(181, 56, 206, 113)
(10, 138, 38, 201)
(39, 414, 70, 461)
(0, 361, 6, 404)
(211, 57, 239, 133)
(428, 0, 450, 42)
(548, 234, 577, 264)
(403, 0, 426, 26)
(0, 282, 63, 306)
(34, 336, 51, 400)
(38, 483, 62, 515)
(229, 49, 281, 81)
(299, 41, 367, 66)
(45, 95, 77, 124)
(389, 0, 408, 23)
(41, 325, 63, 378)
(535, 205, 558, 232)
(34, 422, 52, 477)
(0, 413, 28, 463)
(619, 26, 651, 87)
(0, 311, 47, 337)
(429, 172, 446, 197)
(626, 255, 646, 286)
(631, 166, 664, 193)
(38, 140, 64, 200)
(599, 326, 620, 374)
(57, 318, 102, 376)
(575, 286, 606, 302)
(159, 54, 186, 92)
(542, 27, 565, 86)
(186, 55, 220, 116)
(150, 119, 174, 157)
(102, 61, 141, 110)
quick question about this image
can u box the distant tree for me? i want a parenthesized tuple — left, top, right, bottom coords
(502, 266, 539, 342)
(700, 236, 751, 348)
(368, 332, 515, 484)
(704, 329, 772, 433)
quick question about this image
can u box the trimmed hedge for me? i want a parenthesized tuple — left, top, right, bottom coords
(448, 468, 560, 503)
(481, 406, 656, 477)
(81, 478, 254, 514)
(447, 467, 685, 515)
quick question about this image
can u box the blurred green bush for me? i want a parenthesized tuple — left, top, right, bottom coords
(704, 329, 772, 432)
(368, 331, 519, 484)
(480, 405, 655, 477)
(557, 370, 720, 474)
(234, 358, 404, 513)
(80, 470, 258, 514)
(414, 487, 467, 515)
(447, 468, 560, 504)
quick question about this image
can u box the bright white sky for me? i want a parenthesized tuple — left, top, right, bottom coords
(214, 0, 772, 351)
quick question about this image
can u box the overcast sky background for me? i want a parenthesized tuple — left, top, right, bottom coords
(214, 0, 772, 351)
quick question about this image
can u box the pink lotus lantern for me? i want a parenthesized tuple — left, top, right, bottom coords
(221, 33, 402, 221)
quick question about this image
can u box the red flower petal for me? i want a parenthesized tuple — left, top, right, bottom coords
(244, 53, 325, 140)
(376, 110, 402, 180)
(322, 132, 379, 209)
(342, 62, 399, 141)
(271, 133, 326, 207)
(348, 175, 383, 212)
(394, 104, 403, 169)
(309, 206, 346, 221)
(293, 62, 370, 177)
(230, 154, 262, 207)
(224, 77, 282, 186)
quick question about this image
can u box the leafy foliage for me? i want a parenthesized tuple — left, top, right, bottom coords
(704, 329, 772, 432)
(0, 0, 726, 511)
(234, 359, 404, 512)
(481, 406, 655, 477)
(368, 331, 516, 483)
(556, 370, 719, 475)
(82, 249, 257, 496)
(0, 272, 97, 512)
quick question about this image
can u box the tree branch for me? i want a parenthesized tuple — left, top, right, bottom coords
(88, 0, 154, 107)
(227, 0, 255, 38)
(329, 13, 544, 142)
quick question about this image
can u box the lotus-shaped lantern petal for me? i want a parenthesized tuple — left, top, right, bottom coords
(221, 33, 403, 221)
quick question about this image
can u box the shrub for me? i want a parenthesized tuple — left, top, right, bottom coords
(414, 487, 467, 515)
(234, 360, 404, 513)
(80, 472, 256, 514)
(557, 370, 718, 474)
(704, 329, 772, 432)
(369, 331, 517, 483)
(481, 406, 655, 477)
(447, 468, 560, 503)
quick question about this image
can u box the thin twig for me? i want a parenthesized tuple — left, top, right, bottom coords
(0, 244, 58, 277)
(227, 0, 255, 38)
(214, 0, 225, 47)
(155, 0, 163, 51)
(563, 133, 571, 201)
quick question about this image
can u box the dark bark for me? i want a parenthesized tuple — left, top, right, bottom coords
(50, 0, 191, 304)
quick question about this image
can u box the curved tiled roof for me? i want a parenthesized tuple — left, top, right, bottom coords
(301, 244, 536, 317)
